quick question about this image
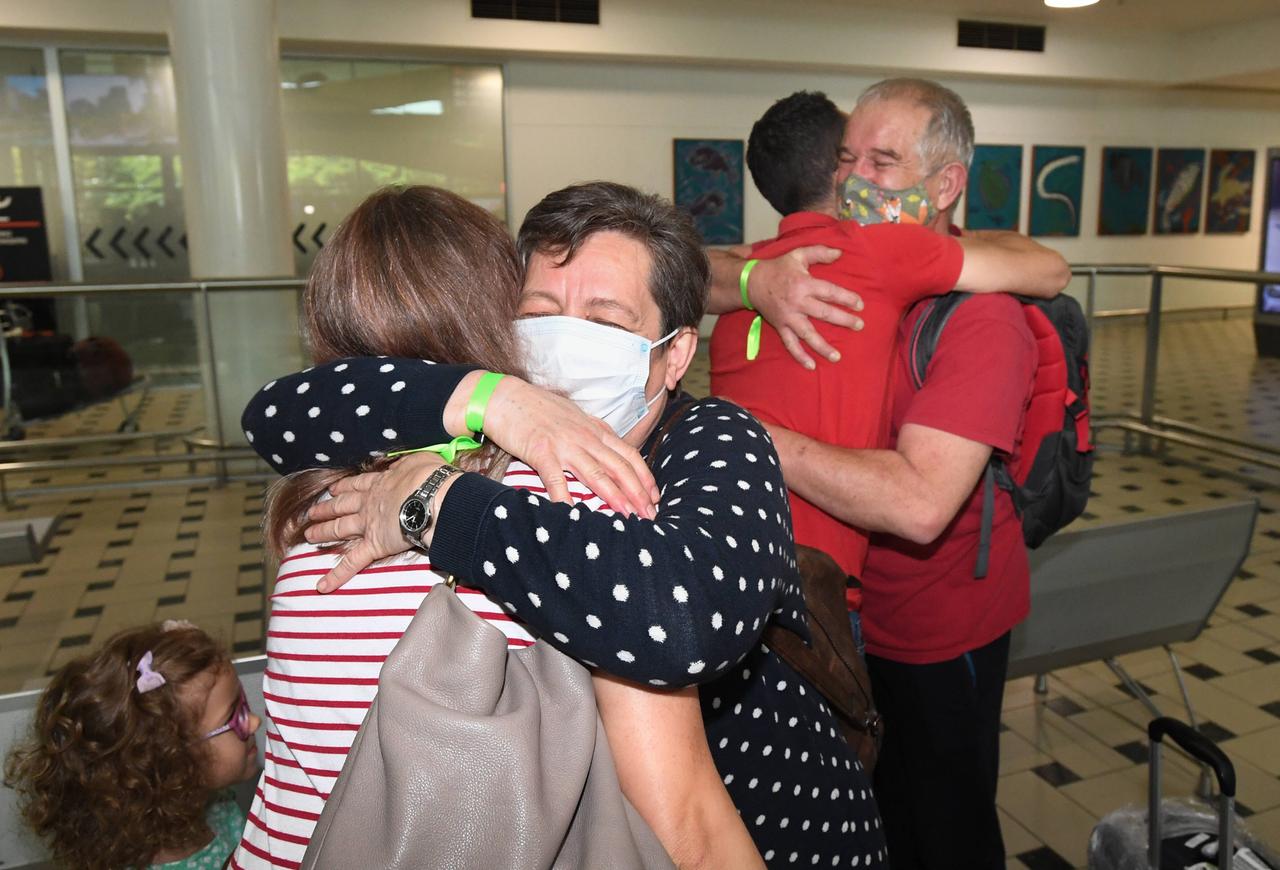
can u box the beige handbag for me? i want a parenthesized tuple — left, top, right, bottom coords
(301, 579, 674, 870)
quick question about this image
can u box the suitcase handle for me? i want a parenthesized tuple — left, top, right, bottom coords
(1148, 717, 1236, 797)
(1147, 717, 1235, 870)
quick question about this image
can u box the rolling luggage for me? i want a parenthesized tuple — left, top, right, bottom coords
(1089, 717, 1278, 869)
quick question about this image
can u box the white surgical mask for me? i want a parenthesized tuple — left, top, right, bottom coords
(515, 315, 678, 437)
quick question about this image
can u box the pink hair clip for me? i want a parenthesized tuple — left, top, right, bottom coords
(135, 650, 166, 694)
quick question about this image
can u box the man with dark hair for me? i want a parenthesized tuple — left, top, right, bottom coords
(746, 90, 846, 217)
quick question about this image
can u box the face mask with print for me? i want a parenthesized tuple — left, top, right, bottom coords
(838, 172, 937, 227)
(515, 315, 678, 437)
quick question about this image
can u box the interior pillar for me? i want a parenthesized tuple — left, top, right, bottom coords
(168, 0, 302, 446)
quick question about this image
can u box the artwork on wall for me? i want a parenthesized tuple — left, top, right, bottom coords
(1261, 151, 1280, 314)
(672, 138, 744, 245)
(1098, 147, 1153, 236)
(1205, 149, 1255, 234)
(964, 144, 1022, 230)
(1154, 148, 1205, 234)
(1029, 145, 1085, 237)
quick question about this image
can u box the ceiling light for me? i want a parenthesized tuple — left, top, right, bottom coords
(371, 100, 444, 116)
(1044, 0, 1099, 7)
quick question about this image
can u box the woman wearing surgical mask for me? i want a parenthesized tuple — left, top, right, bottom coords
(244, 182, 890, 869)
(236, 185, 762, 870)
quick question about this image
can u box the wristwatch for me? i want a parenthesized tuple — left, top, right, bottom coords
(399, 464, 464, 548)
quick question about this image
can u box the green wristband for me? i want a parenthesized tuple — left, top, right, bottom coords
(746, 315, 762, 361)
(739, 259, 762, 361)
(464, 371, 505, 434)
(739, 258, 759, 311)
(388, 435, 482, 464)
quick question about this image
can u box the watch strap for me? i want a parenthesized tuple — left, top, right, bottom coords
(414, 463, 463, 501)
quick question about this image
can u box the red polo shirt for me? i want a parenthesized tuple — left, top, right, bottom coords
(861, 293, 1036, 663)
(709, 213, 963, 582)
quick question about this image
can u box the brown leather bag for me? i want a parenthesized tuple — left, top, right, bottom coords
(762, 546, 882, 772)
(647, 398, 882, 772)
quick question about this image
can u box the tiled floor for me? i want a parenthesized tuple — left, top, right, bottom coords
(0, 386, 271, 693)
(1, 313, 1279, 866)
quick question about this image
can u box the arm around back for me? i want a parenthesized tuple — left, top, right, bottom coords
(767, 423, 992, 544)
(706, 245, 865, 369)
(954, 231, 1070, 299)
(241, 357, 476, 474)
(427, 397, 803, 687)
(244, 357, 657, 513)
(766, 292, 1038, 544)
(706, 246, 755, 315)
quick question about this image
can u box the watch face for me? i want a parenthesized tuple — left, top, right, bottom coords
(400, 497, 428, 533)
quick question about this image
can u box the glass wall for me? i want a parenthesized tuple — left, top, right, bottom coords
(7, 47, 509, 291)
(62, 50, 187, 286)
(3, 48, 508, 374)
(60, 50, 193, 375)
(280, 58, 507, 274)
(0, 48, 66, 289)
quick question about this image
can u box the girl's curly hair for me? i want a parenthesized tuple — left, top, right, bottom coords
(4, 623, 229, 870)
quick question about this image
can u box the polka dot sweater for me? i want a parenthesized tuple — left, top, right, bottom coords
(240, 358, 478, 474)
(242, 358, 888, 867)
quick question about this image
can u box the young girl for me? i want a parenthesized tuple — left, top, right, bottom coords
(4, 621, 261, 869)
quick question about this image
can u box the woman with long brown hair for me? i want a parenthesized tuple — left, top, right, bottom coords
(256, 185, 526, 553)
(234, 185, 762, 869)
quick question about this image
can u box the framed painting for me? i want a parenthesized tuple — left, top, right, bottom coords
(1260, 149, 1280, 315)
(673, 138, 744, 245)
(965, 144, 1022, 230)
(1205, 149, 1255, 234)
(1098, 147, 1152, 236)
(1154, 148, 1205, 234)
(1029, 145, 1084, 237)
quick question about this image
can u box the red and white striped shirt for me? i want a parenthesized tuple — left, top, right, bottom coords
(232, 463, 608, 869)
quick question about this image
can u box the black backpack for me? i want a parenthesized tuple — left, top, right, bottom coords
(907, 292, 1094, 577)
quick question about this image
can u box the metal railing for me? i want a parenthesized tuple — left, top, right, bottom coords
(0, 278, 304, 502)
(1072, 264, 1280, 472)
(1, 267, 1278, 501)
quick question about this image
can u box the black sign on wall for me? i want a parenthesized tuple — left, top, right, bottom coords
(0, 187, 53, 283)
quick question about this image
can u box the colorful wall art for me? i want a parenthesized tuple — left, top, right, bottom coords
(673, 138, 744, 245)
(1154, 148, 1205, 234)
(1261, 151, 1280, 314)
(965, 144, 1022, 230)
(1205, 149, 1255, 234)
(1029, 146, 1084, 237)
(1098, 147, 1153, 235)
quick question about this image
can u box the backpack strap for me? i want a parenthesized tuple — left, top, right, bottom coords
(974, 463, 995, 579)
(908, 291, 971, 389)
(907, 291, 1002, 580)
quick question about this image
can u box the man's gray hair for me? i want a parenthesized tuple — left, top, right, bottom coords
(856, 78, 975, 171)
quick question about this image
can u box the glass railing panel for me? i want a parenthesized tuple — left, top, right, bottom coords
(0, 283, 291, 695)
